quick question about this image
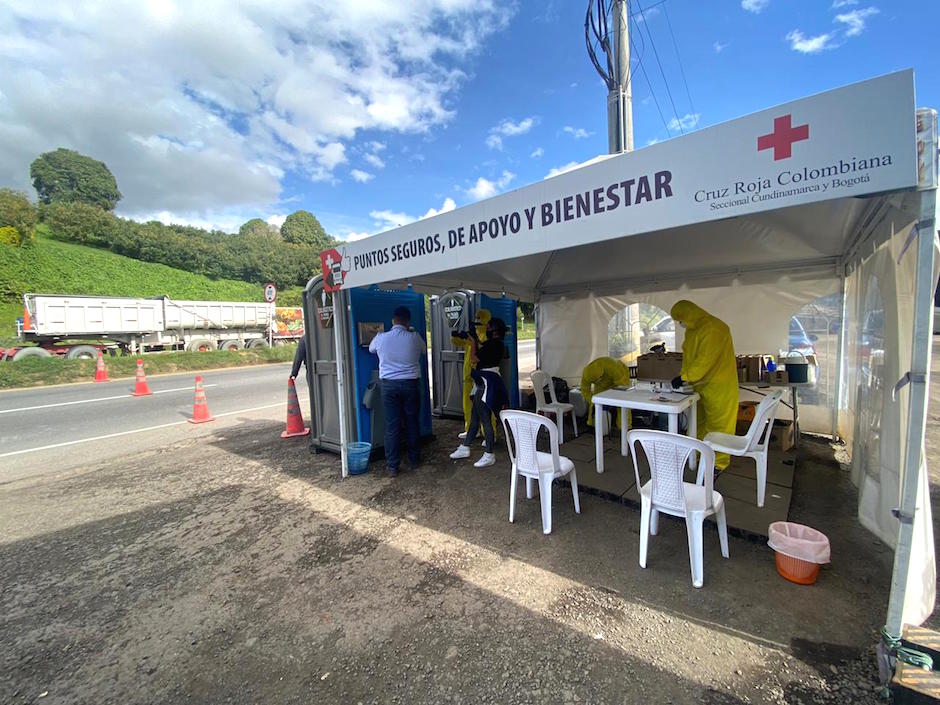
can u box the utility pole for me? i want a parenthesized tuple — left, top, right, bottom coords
(608, 0, 634, 154)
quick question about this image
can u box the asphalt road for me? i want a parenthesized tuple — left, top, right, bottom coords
(0, 363, 304, 482)
(1, 341, 534, 484)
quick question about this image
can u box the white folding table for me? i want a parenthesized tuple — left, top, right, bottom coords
(592, 387, 700, 473)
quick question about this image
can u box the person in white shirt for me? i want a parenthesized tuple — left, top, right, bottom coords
(368, 306, 426, 477)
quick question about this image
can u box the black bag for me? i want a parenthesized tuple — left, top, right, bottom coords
(551, 376, 570, 403)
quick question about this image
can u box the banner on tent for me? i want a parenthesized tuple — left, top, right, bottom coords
(322, 71, 917, 292)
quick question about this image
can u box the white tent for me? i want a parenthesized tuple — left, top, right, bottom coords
(322, 70, 938, 647)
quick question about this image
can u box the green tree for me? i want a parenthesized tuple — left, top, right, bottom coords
(43, 202, 117, 246)
(280, 209, 330, 248)
(238, 218, 281, 240)
(0, 188, 38, 246)
(30, 148, 122, 210)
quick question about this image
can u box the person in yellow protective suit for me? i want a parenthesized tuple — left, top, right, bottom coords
(669, 300, 739, 470)
(581, 356, 632, 428)
(452, 309, 498, 439)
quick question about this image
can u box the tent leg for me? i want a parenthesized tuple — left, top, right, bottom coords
(832, 270, 847, 441)
(882, 193, 937, 652)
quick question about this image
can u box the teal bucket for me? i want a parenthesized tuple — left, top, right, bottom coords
(347, 442, 372, 475)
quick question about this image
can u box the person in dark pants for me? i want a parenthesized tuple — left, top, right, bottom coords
(289, 335, 307, 381)
(449, 317, 509, 468)
(368, 306, 425, 477)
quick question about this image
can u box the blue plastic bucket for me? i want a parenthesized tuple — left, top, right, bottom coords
(347, 442, 372, 475)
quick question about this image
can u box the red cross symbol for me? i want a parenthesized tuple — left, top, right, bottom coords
(757, 114, 809, 161)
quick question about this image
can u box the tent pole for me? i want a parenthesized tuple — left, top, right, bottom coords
(832, 268, 847, 440)
(882, 190, 937, 645)
(334, 289, 350, 478)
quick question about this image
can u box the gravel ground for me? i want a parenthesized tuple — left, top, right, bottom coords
(9, 338, 940, 705)
(1, 401, 903, 705)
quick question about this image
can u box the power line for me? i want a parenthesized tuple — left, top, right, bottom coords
(630, 22, 670, 136)
(662, 2, 696, 120)
(634, 0, 684, 134)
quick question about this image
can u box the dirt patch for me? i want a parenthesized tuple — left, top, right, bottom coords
(0, 414, 907, 704)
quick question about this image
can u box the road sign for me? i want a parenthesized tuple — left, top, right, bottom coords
(263, 283, 278, 303)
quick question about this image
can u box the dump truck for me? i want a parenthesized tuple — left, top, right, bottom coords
(3, 293, 276, 361)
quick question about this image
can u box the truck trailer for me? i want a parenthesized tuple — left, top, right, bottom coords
(5, 293, 277, 360)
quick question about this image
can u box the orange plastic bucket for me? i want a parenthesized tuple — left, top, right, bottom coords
(774, 552, 820, 585)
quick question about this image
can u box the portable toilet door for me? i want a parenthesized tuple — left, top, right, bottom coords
(301, 275, 357, 453)
(430, 290, 474, 418)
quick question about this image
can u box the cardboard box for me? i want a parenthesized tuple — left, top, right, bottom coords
(636, 352, 683, 381)
(768, 419, 794, 452)
(767, 370, 789, 385)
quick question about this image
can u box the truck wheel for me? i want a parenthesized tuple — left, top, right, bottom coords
(66, 345, 100, 360)
(13, 347, 53, 361)
(187, 338, 215, 352)
(219, 340, 242, 352)
(247, 339, 269, 349)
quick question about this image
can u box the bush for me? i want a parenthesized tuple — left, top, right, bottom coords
(42, 202, 116, 246)
(0, 189, 37, 246)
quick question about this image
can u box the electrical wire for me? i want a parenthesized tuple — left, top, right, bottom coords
(634, 0, 685, 134)
(630, 18, 670, 135)
(662, 2, 696, 120)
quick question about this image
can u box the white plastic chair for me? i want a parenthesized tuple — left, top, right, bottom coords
(627, 429, 728, 588)
(702, 389, 784, 508)
(530, 370, 577, 444)
(500, 409, 580, 535)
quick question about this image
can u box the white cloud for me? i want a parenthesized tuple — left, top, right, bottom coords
(341, 231, 373, 242)
(634, 6, 660, 22)
(667, 113, 700, 132)
(741, 0, 769, 12)
(785, 29, 837, 53)
(0, 1, 516, 221)
(421, 197, 457, 219)
(350, 169, 373, 183)
(544, 161, 582, 179)
(563, 126, 592, 140)
(364, 153, 385, 169)
(530, 147, 544, 159)
(486, 116, 535, 150)
(835, 7, 878, 37)
(466, 171, 515, 201)
(713, 41, 728, 53)
(266, 214, 287, 229)
(646, 137, 662, 146)
(831, 0, 858, 7)
(368, 197, 457, 230)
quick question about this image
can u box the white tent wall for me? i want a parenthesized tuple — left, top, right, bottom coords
(537, 276, 838, 431)
(837, 190, 939, 628)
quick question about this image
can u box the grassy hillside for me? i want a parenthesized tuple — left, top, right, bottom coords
(0, 232, 304, 339)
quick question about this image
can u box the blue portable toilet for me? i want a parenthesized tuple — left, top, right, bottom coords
(301, 275, 432, 465)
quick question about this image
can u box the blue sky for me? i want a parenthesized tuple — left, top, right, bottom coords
(0, 1, 936, 241)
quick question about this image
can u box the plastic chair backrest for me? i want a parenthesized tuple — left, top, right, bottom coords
(530, 370, 556, 410)
(744, 389, 785, 451)
(501, 409, 561, 475)
(627, 429, 716, 513)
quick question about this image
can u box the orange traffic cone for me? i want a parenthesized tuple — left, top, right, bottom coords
(281, 378, 311, 438)
(188, 375, 215, 424)
(130, 359, 153, 397)
(93, 351, 109, 383)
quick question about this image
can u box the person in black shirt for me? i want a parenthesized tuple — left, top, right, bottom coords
(449, 317, 509, 468)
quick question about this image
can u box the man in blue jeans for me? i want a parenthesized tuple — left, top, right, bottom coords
(368, 306, 425, 477)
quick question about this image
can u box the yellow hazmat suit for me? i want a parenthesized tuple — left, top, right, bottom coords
(670, 300, 739, 470)
(452, 309, 496, 433)
(581, 357, 632, 427)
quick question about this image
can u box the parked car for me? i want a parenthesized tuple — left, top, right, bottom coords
(788, 317, 817, 357)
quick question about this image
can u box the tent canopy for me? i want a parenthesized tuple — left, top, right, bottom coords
(320, 69, 939, 633)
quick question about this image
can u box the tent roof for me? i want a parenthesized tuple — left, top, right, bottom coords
(323, 71, 919, 302)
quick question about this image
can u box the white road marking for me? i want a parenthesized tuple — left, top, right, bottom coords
(0, 402, 284, 458)
(0, 385, 218, 415)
